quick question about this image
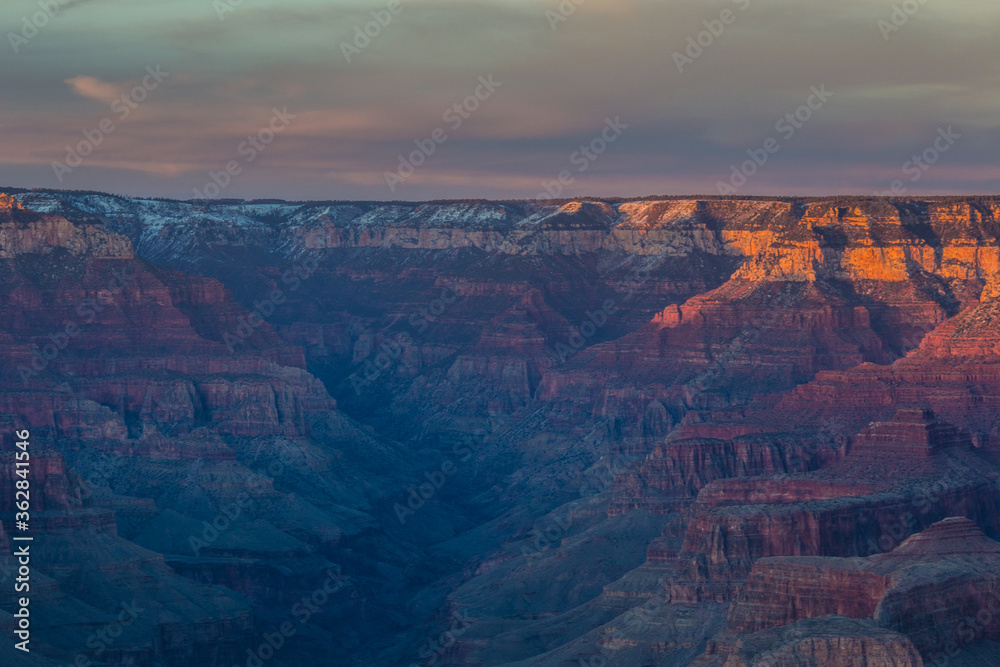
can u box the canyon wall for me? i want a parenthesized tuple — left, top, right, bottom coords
(3, 190, 1000, 665)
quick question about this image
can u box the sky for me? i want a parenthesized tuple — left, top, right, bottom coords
(1, 0, 999, 201)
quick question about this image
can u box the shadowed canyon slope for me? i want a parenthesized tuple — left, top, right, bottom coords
(2, 190, 1000, 665)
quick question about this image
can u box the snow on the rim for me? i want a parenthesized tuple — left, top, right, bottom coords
(7, 191, 639, 261)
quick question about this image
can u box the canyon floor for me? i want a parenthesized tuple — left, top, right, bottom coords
(3, 191, 1000, 666)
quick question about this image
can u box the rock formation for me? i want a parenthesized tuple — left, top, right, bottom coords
(717, 518, 1000, 662)
(2, 190, 1000, 665)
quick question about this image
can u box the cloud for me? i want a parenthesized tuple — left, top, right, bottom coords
(62, 0, 103, 11)
(64, 75, 121, 102)
(1, 0, 998, 199)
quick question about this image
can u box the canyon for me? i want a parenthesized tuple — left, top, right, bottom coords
(2, 190, 1000, 665)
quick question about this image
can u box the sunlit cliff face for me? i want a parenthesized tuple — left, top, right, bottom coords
(4, 190, 1000, 664)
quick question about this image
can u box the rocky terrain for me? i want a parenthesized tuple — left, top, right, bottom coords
(2, 189, 1000, 665)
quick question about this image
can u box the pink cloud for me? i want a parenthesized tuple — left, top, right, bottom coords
(64, 75, 122, 102)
